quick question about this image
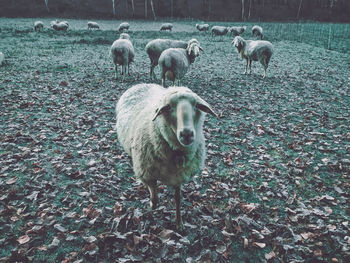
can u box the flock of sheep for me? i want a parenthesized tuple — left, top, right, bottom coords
(0, 20, 274, 229)
(110, 22, 274, 229)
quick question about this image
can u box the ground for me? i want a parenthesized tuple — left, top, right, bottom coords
(0, 18, 349, 262)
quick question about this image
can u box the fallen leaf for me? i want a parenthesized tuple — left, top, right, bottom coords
(17, 235, 30, 244)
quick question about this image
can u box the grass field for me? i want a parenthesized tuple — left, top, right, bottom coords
(0, 18, 350, 262)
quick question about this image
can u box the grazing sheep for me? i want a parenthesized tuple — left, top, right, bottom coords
(87, 21, 100, 30)
(0, 52, 4, 66)
(110, 33, 135, 80)
(159, 39, 203, 87)
(196, 23, 210, 32)
(145, 39, 188, 80)
(118, 22, 130, 32)
(211, 26, 229, 37)
(116, 83, 217, 229)
(52, 22, 69, 31)
(50, 20, 58, 27)
(252, 25, 263, 40)
(34, 21, 44, 31)
(232, 36, 273, 78)
(229, 26, 246, 37)
(160, 23, 173, 31)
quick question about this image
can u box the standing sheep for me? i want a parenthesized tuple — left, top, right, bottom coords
(110, 33, 135, 80)
(116, 83, 217, 229)
(118, 22, 130, 32)
(87, 21, 100, 30)
(34, 21, 44, 31)
(145, 38, 188, 80)
(160, 23, 173, 31)
(52, 22, 69, 31)
(232, 36, 273, 78)
(228, 26, 246, 37)
(196, 23, 210, 32)
(211, 26, 229, 38)
(159, 39, 203, 87)
(252, 25, 263, 40)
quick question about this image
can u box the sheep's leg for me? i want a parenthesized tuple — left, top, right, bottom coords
(248, 60, 252, 74)
(128, 63, 131, 76)
(174, 186, 183, 230)
(244, 59, 248, 74)
(114, 65, 118, 79)
(161, 71, 166, 87)
(148, 182, 158, 209)
(260, 57, 268, 78)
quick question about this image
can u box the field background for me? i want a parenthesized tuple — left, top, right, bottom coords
(0, 18, 350, 262)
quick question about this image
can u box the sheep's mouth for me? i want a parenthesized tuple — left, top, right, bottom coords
(177, 128, 195, 147)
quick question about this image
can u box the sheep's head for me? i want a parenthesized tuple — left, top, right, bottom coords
(232, 36, 246, 54)
(153, 87, 217, 148)
(119, 33, 130, 40)
(186, 39, 203, 63)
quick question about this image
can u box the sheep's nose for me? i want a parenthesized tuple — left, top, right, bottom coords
(179, 128, 194, 145)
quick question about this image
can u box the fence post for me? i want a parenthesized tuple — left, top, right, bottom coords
(327, 24, 332, 50)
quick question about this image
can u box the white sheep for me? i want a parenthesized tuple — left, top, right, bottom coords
(211, 26, 229, 37)
(0, 52, 4, 66)
(34, 21, 44, 31)
(252, 25, 263, 40)
(52, 22, 69, 31)
(160, 23, 173, 31)
(195, 23, 209, 32)
(50, 20, 59, 27)
(87, 21, 100, 30)
(116, 83, 217, 229)
(110, 33, 135, 80)
(145, 39, 188, 80)
(158, 39, 203, 87)
(228, 26, 246, 37)
(232, 36, 273, 78)
(118, 22, 130, 32)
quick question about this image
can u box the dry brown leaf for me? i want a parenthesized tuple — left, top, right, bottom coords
(243, 238, 249, 248)
(265, 251, 275, 260)
(17, 235, 30, 244)
(253, 242, 266, 248)
(6, 177, 17, 185)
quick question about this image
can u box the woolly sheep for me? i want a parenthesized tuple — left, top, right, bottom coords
(252, 25, 263, 40)
(0, 52, 4, 66)
(159, 39, 203, 87)
(160, 23, 173, 31)
(34, 21, 44, 31)
(211, 26, 229, 37)
(118, 22, 130, 32)
(232, 36, 273, 78)
(50, 20, 58, 27)
(145, 39, 188, 80)
(110, 33, 135, 80)
(229, 26, 246, 37)
(196, 23, 209, 32)
(115, 83, 217, 229)
(52, 22, 69, 31)
(87, 21, 100, 30)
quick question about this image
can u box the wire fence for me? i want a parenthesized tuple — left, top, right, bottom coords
(261, 22, 350, 54)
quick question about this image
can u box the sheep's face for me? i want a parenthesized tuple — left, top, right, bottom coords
(153, 90, 217, 148)
(232, 36, 245, 53)
(119, 33, 130, 40)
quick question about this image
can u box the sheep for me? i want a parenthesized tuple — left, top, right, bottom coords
(159, 39, 203, 87)
(34, 21, 44, 31)
(195, 23, 210, 32)
(160, 23, 173, 31)
(115, 83, 217, 229)
(110, 33, 135, 80)
(0, 52, 4, 66)
(50, 20, 58, 27)
(252, 25, 263, 40)
(211, 26, 229, 37)
(87, 21, 100, 30)
(118, 22, 130, 32)
(228, 26, 246, 37)
(232, 36, 273, 78)
(145, 39, 188, 80)
(52, 22, 69, 31)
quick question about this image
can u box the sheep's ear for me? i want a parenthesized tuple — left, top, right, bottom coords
(199, 46, 204, 52)
(196, 98, 218, 118)
(152, 104, 171, 121)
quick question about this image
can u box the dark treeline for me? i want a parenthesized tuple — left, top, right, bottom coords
(0, 0, 349, 22)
